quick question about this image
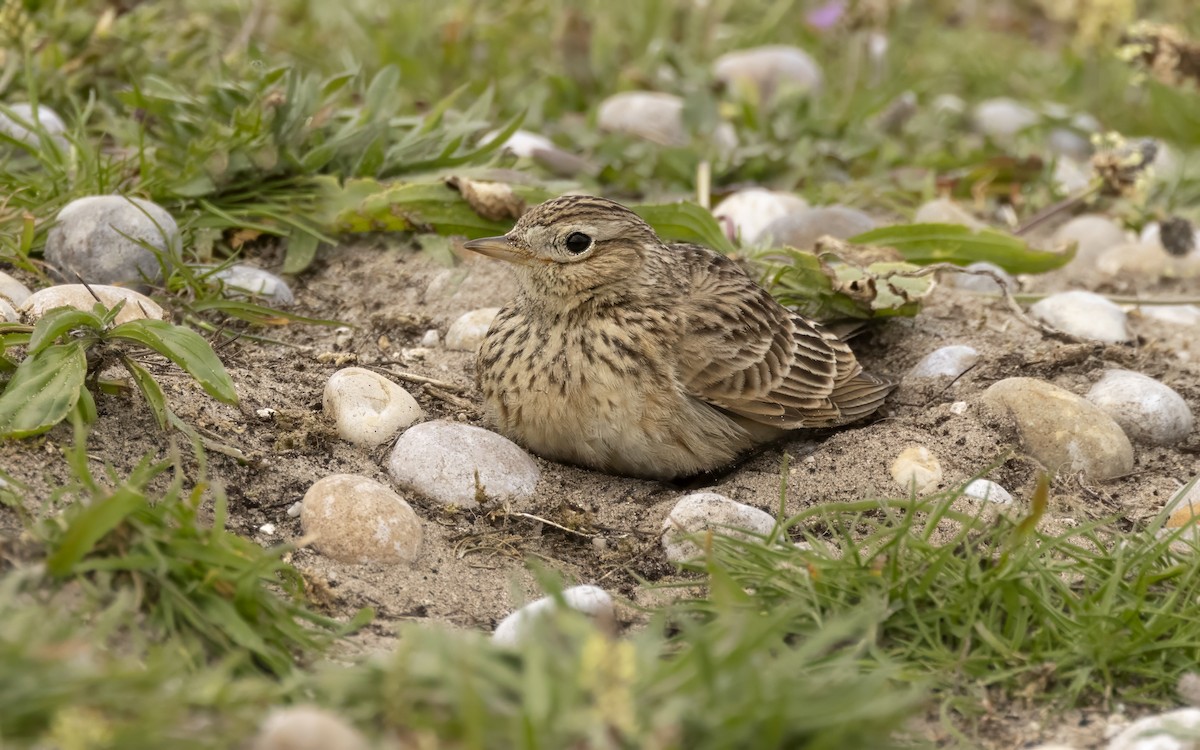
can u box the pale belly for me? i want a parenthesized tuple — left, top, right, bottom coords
(477, 309, 757, 480)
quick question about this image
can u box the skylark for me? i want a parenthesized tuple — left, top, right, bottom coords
(463, 195, 891, 480)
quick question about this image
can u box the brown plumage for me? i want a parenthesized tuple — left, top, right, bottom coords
(463, 195, 892, 480)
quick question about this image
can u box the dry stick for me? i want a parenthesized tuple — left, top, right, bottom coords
(1015, 183, 1101, 236)
(370, 363, 469, 393)
(508, 511, 597, 539)
(881, 263, 1085, 344)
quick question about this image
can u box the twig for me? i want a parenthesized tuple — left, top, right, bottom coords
(425, 385, 475, 411)
(509, 511, 597, 539)
(1015, 183, 1101, 236)
(370, 363, 469, 393)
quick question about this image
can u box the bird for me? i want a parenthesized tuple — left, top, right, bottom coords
(462, 195, 892, 481)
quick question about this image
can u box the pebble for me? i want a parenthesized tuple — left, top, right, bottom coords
(286, 501, 303, 518)
(1107, 708, 1200, 750)
(713, 45, 823, 101)
(906, 345, 980, 382)
(0, 298, 17, 323)
(913, 199, 986, 229)
(480, 128, 589, 177)
(596, 91, 736, 151)
(754, 205, 878, 248)
(1135, 305, 1200, 327)
(300, 474, 423, 564)
(944, 261, 1016, 294)
(1047, 128, 1093, 161)
(387, 420, 540, 508)
(890, 446, 943, 494)
(982, 377, 1134, 480)
(1085, 370, 1193, 446)
(20, 284, 166, 324)
(493, 585, 614, 647)
(660, 492, 778, 563)
(251, 706, 369, 750)
(961, 479, 1014, 505)
(971, 97, 1040, 139)
(445, 307, 501, 351)
(1029, 291, 1131, 343)
(44, 196, 181, 285)
(931, 94, 967, 116)
(713, 188, 809, 245)
(420, 329, 440, 347)
(0, 102, 67, 148)
(208, 264, 294, 306)
(0, 271, 32, 307)
(1096, 242, 1185, 280)
(322, 367, 424, 447)
(1141, 221, 1200, 256)
(1052, 158, 1091, 194)
(1052, 215, 1130, 266)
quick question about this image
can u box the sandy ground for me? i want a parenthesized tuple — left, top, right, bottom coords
(0, 227, 1196, 749)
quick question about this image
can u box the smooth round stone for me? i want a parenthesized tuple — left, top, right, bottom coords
(1107, 708, 1200, 750)
(596, 91, 736, 151)
(982, 377, 1134, 480)
(944, 261, 1015, 294)
(1096, 242, 1177, 279)
(300, 474, 423, 564)
(323, 367, 423, 447)
(1052, 215, 1129, 265)
(1052, 158, 1091, 194)
(1029, 291, 1131, 343)
(961, 479, 1014, 505)
(44, 196, 181, 285)
(1085, 370, 1193, 446)
(20, 284, 165, 324)
(0, 103, 66, 147)
(493, 585, 613, 647)
(1047, 128, 1092, 161)
(420, 329, 440, 347)
(713, 188, 809, 245)
(0, 298, 17, 323)
(913, 199, 986, 229)
(388, 420, 540, 508)
(661, 492, 777, 563)
(209, 265, 294, 305)
(1135, 304, 1200, 327)
(907, 345, 980, 382)
(0, 271, 32, 307)
(890, 446, 943, 494)
(252, 706, 369, 750)
(754, 206, 878, 248)
(480, 129, 588, 177)
(713, 45, 822, 100)
(445, 307, 501, 351)
(971, 98, 1040, 138)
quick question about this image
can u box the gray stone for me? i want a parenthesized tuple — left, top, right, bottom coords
(480, 129, 589, 177)
(0, 103, 66, 148)
(1052, 215, 1129, 266)
(713, 45, 822, 101)
(1107, 708, 1200, 750)
(661, 492, 777, 563)
(445, 307, 501, 351)
(913, 199, 985, 229)
(971, 98, 1040, 138)
(0, 271, 32, 307)
(1047, 128, 1092, 161)
(597, 91, 736, 151)
(1029, 291, 1131, 343)
(943, 261, 1015, 294)
(300, 474, 423, 564)
(1135, 304, 1200, 327)
(388, 420, 540, 508)
(0, 298, 17, 323)
(1085, 370, 1193, 446)
(906, 345, 980, 382)
(252, 706, 369, 750)
(713, 188, 809, 246)
(323, 367, 423, 447)
(962, 479, 1014, 505)
(44, 196, 181, 285)
(982, 377, 1134, 480)
(20, 284, 165, 324)
(755, 205, 877, 249)
(493, 585, 614, 646)
(209, 264, 294, 305)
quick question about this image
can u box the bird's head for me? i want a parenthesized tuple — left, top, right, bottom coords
(463, 195, 664, 303)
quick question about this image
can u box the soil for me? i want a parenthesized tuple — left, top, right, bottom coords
(1, 227, 1196, 749)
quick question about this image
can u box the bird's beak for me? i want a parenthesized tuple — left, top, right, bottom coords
(463, 235, 529, 264)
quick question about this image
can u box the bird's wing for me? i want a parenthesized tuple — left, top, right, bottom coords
(672, 245, 891, 428)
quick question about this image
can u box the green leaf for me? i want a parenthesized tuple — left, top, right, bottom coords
(0, 342, 87, 438)
(281, 231, 321, 274)
(107, 320, 238, 404)
(848, 223, 1074, 274)
(630, 202, 736, 255)
(27, 307, 103, 355)
(46, 487, 146, 577)
(122, 355, 170, 431)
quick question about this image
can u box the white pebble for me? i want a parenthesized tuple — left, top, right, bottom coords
(1052, 215, 1130, 266)
(982, 377, 1133, 481)
(1052, 158, 1091, 194)
(286, 501, 303, 518)
(420, 329, 440, 347)
(950, 401, 969, 415)
(913, 199, 985, 229)
(971, 98, 1040, 138)
(906, 345, 980, 381)
(1029, 291, 1131, 343)
(0, 102, 66, 148)
(256, 408, 277, 419)
(20, 284, 165, 324)
(661, 492, 777, 563)
(1107, 708, 1200, 750)
(755, 205, 877, 248)
(713, 45, 823, 101)
(300, 474, 423, 564)
(44, 196, 181, 285)
(209, 264, 294, 305)
(713, 188, 809, 246)
(493, 585, 614, 647)
(0, 298, 17, 323)
(944, 261, 1016, 294)
(890, 446, 943, 494)
(252, 706, 369, 750)
(479, 128, 556, 158)
(259, 523, 276, 535)
(444, 307, 501, 351)
(323, 367, 423, 447)
(1096, 242, 1175, 279)
(1135, 305, 1200, 327)
(0, 271, 32, 307)
(961, 479, 1014, 505)
(597, 91, 736, 151)
(388, 420, 540, 508)
(1086, 370, 1193, 446)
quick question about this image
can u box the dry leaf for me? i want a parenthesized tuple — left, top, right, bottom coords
(445, 176, 527, 221)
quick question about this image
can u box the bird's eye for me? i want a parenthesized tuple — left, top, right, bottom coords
(564, 231, 592, 254)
